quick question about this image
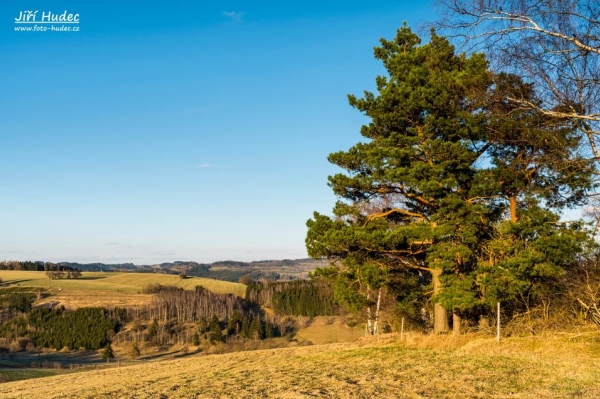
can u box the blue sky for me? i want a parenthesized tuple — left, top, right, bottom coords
(1, 1, 436, 264)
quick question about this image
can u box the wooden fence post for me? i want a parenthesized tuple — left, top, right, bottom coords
(497, 302, 501, 343)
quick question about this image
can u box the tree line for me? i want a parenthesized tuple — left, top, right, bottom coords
(147, 285, 248, 323)
(0, 280, 338, 353)
(0, 261, 83, 280)
(246, 280, 337, 317)
(0, 261, 44, 271)
(0, 307, 117, 350)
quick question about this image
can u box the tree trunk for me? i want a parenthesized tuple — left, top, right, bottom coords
(432, 268, 449, 334)
(509, 196, 518, 223)
(366, 290, 372, 335)
(373, 288, 382, 335)
(452, 311, 461, 335)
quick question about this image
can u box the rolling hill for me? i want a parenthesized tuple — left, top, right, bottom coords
(0, 271, 246, 308)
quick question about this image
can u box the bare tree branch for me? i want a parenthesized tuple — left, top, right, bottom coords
(434, 0, 600, 168)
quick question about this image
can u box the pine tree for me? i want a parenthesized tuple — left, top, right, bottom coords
(250, 317, 264, 340)
(147, 318, 159, 344)
(306, 25, 493, 333)
(102, 343, 114, 363)
(129, 343, 141, 361)
(265, 322, 274, 339)
(208, 316, 223, 344)
(241, 317, 250, 339)
(307, 25, 595, 334)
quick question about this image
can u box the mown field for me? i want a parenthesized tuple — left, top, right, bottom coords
(0, 271, 246, 308)
(294, 316, 363, 345)
(1, 333, 599, 398)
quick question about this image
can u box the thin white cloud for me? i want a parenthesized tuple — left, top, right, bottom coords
(222, 11, 244, 22)
(195, 163, 211, 169)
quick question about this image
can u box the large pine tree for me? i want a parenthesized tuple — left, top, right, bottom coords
(306, 25, 594, 334)
(307, 26, 494, 333)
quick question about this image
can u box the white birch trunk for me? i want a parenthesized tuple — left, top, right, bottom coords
(366, 290, 372, 335)
(373, 288, 382, 335)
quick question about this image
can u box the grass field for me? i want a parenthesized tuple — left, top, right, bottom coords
(294, 316, 363, 345)
(0, 368, 71, 383)
(0, 333, 599, 398)
(0, 271, 247, 308)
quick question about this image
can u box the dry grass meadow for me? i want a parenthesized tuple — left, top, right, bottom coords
(0, 271, 246, 308)
(1, 332, 600, 398)
(1, 271, 599, 398)
(294, 316, 363, 345)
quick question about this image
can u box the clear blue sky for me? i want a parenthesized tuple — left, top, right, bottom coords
(1, 1, 436, 264)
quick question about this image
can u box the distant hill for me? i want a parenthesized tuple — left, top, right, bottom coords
(0, 258, 328, 282)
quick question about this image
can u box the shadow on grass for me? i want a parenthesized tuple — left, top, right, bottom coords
(0, 368, 64, 382)
(2, 280, 33, 285)
(2, 350, 107, 370)
(139, 350, 184, 362)
(0, 358, 28, 368)
(74, 277, 106, 281)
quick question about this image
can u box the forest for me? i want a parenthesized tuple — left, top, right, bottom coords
(0, 280, 336, 353)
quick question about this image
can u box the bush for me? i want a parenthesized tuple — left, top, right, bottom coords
(141, 283, 163, 294)
(9, 341, 21, 353)
(238, 276, 254, 285)
(102, 343, 114, 363)
(25, 342, 37, 353)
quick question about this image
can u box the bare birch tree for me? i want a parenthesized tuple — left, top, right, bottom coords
(435, 0, 600, 166)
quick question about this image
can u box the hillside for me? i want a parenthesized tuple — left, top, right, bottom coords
(1, 334, 599, 398)
(0, 258, 328, 282)
(0, 271, 246, 308)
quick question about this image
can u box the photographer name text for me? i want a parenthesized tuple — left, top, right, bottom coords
(15, 10, 79, 24)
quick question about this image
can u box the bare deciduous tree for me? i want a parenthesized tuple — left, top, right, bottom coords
(435, 0, 600, 165)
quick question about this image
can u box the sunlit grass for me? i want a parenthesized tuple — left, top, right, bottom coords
(0, 270, 244, 295)
(294, 316, 363, 344)
(0, 333, 598, 398)
(0, 271, 247, 309)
